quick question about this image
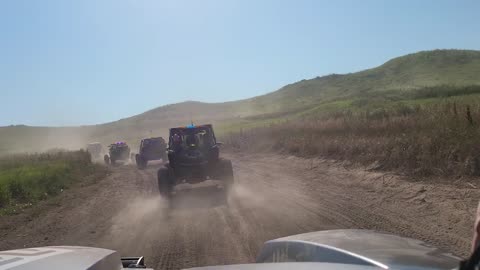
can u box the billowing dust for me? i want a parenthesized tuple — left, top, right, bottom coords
(0, 152, 476, 268)
(105, 196, 170, 253)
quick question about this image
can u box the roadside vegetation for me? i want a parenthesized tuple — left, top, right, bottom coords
(0, 150, 107, 214)
(1, 50, 480, 180)
(225, 85, 480, 178)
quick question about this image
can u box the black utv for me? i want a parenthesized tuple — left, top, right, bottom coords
(135, 137, 167, 169)
(104, 142, 131, 165)
(157, 124, 233, 199)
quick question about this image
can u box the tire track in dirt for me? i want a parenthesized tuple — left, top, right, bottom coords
(232, 154, 477, 257)
(0, 153, 476, 270)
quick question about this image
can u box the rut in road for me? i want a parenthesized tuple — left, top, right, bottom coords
(0, 154, 477, 270)
(97, 160, 341, 270)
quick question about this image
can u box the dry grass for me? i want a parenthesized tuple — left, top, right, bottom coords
(225, 102, 480, 177)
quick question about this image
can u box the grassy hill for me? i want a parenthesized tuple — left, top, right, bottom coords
(247, 50, 480, 112)
(2, 49, 480, 154)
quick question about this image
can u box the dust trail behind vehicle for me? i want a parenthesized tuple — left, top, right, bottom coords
(0, 153, 476, 270)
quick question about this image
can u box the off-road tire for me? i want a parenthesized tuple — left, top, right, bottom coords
(158, 167, 174, 199)
(218, 159, 234, 194)
(104, 155, 110, 165)
(136, 154, 147, 169)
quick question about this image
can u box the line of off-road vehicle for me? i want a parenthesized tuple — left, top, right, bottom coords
(87, 124, 233, 201)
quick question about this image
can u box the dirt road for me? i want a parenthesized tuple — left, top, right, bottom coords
(0, 153, 478, 269)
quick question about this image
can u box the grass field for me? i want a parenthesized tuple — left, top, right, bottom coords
(224, 89, 480, 178)
(0, 150, 107, 214)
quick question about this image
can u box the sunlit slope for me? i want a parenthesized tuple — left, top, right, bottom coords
(2, 49, 480, 153)
(112, 50, 480, 122)
(247, 49, 480, 113)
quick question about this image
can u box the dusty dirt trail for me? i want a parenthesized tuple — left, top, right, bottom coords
(0, 153, 478, 269)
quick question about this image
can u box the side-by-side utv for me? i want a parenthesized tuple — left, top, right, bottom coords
(157, 124, 233, 199)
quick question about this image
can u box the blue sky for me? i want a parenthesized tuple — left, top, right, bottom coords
(1, 0, 479, 126)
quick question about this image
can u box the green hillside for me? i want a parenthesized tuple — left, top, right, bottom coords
(246, 49, 480, 113)
(2, 49, 480, 154)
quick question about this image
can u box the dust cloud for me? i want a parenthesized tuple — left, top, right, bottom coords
(232, 184, 267, 206)
(0, 126, 94, 154)
(105, 196, 170, 253)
